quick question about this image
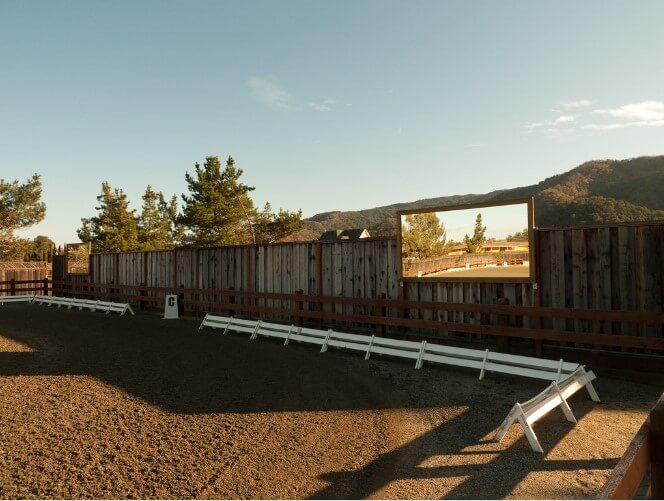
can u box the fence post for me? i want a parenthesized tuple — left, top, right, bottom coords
(496, 297, 511, 352)
(10, 278, 15, 296)
(43, 277, 49, 296)
(140, 282, 146, 311)
(178, 287, 185, 316)
(375, 293, 387, 337)
(228, 286, 235, 317)
(295, 289, 304, 327)
(652, 393, 664, 498)
(400, 284, 408, 339)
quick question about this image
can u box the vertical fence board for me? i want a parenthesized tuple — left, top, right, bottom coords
(75, 226, 663, 341)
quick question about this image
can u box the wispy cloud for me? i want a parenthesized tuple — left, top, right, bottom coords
(248, 77, 339, 114)
(592, 101, 664, 122)
(555, 115, 576, 123)
(247, 76, 292, 110)
(307, 99, 337, 112)
(583, 119, 664, 130)
(581, 101, 664, 129)
(526, 99, 664, 135)
(560, 99, 593, 108)
(525, 121, 547, 129)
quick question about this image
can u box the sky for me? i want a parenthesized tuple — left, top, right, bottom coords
(438, 204, 528, 242)
(401, 203, 528, 242)
(2, 0, 664, 245)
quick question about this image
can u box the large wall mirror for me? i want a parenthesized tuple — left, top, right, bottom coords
(398, 197, 535, 282)
(66, 242, 91, 275)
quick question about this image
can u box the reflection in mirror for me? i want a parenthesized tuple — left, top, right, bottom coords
(400, 201, 531, 279)
(66, 242, 91, 275)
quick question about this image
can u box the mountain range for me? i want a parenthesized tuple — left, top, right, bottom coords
(294, 155, 664, 240)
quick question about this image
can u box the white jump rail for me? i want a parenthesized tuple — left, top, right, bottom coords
(31, 295, 134, 315)
(200, 313, 601, 452)
(494, 366, 600, 452)
(0, 295, 35, 305)
(32, 295, 51, 305)
(198, 314, 583, 381)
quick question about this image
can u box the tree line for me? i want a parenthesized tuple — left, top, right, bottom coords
(401, 212, 489, 259)
(0, 155, 304, 259)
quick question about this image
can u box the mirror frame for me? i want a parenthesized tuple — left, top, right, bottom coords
(396, 197, 536, 283)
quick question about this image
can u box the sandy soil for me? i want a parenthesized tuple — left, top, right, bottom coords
(0, 304, 660, 499)
(428, 265, 530, 278)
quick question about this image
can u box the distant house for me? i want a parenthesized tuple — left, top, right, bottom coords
(447, 240, 529, 256)
(319, 228, 372, 242)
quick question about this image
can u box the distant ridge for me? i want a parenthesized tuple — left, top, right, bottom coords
(294, 155, 664, 240)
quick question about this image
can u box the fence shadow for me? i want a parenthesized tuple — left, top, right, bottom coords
(0, 305, 424, 414)
(309, 401, 613, 499)
(0, 305, 657, 498)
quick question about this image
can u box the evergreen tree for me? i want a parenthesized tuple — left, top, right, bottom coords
(178, 155, 303, 246)
(506, 228, 529, 241)
(255, 202, 304, 243)
(0, 174, 46, 259)
(401, 213, 447, 259)
(78, 182, 139, 252)
(28, 235, 56, 261)
(138, 186, 182, 250)
(178, 156, 255, 246)
(464, 213, 487, 253)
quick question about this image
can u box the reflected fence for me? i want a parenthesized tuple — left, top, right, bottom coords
(403, 251, 530, 277)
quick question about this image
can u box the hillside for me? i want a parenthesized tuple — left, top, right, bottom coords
(295, 156, 664, 240)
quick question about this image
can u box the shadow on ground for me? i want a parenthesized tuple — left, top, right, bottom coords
(309, 401, 616, 499)
(0, 304, 553, 415)
(0, 304, 659, 499)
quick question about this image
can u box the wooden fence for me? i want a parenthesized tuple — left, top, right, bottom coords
(0, 261, 51, 284)
(0, 279, 51, 297)
(597, 391, 664, 499)
(64, 222, 663, 314)
(48, 280, 664, 349)
(46, 223, 664, 358)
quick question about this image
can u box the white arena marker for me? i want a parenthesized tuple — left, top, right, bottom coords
(164, 295, 179, 319)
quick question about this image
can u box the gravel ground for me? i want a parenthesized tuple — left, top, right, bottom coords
(0, 304, 660, 499)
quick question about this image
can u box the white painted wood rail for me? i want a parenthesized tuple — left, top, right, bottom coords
(494, 366, 600, 452)
(0, 295, 35, 305)
(198, 314, 585, 382)
(31, 295, 134, 315)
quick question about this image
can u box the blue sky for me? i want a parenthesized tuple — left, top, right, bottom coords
(402, 203, 528, 241)
(2, 0, 663, 245)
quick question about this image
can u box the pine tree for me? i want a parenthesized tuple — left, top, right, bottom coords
(138, 186, 182, 250)
(464, 213, 487, 253)
(255, 202, 304, 243)
(78, 182, 139, 252)
(401, 213, 447, 259)
(0, 173, 46, 259)
(28, 235, 55, 261)
(506, 228, 529, 242)
(178, 156, 256, 246)
(178, 155, 303, 246)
